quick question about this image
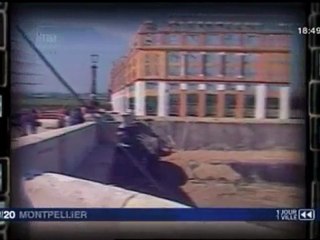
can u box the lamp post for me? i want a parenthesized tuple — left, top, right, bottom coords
(90, 54, 99, 107)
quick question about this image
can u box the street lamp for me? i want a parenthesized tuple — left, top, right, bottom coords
(90, 54, 99, 108)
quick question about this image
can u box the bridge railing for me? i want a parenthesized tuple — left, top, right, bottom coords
(12, 122, 98, 176)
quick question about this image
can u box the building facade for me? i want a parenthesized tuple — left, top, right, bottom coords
(110, 20, 299, 120)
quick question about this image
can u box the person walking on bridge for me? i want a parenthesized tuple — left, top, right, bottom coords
(25, 109, 39, 135)
(70, 107, 85, 125)
(63, 109, 71, 127)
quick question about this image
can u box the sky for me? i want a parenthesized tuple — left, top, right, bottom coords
(11, 3, 306, 94)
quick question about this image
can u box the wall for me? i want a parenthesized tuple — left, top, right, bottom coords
(12, 122, 98, 176)
(96, 121, 120, 145)
(21, 175, 300, 240)
(23, 173, 296, 240)
(25, 173, 189, 208)
(145, 118, 305, 151)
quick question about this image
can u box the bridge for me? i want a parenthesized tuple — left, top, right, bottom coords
(10, 116, 305, 240)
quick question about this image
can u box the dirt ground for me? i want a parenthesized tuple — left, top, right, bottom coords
(162, 150, 305, 208)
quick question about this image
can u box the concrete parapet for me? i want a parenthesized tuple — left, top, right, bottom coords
(24, 173, 189, 208)
(23, 176, 295, 240)
(12, 122, 98, 175)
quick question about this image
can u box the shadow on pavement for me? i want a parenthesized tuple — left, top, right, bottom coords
(109, 149, 195, 207)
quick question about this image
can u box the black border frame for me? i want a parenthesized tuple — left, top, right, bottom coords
(6, 1, 318, 239)
(0, 2, 8, 240)
(0, 158, 8, 195)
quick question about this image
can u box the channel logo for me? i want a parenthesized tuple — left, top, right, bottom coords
(298, 209, 315, 221)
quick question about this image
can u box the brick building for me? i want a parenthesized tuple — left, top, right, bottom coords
(110, 20, 297, 119)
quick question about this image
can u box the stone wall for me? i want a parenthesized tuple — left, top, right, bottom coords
(147, 119, 305, 151)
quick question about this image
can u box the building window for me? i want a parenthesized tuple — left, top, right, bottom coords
(129, 97, 135, 110)
(224, 94, 236, 117)
(204, 53, 220, 76)
(223, 33, 241, 46)
(169, 83, 180, 91)
(225, 83, 237, 91)
(186, 53, 201, 64)
(167, 52, 181, 77)
(206, 34, 220, 45)
(243, 34, 260, 47)
(186, 66, 200, 76)
(205, 66, 219, 76)
(244, 95, 255, 118)
(206, 83, 216, 91)
(268, 84, 280, 92)
(143, 34, 153, 46)
(168, 66, 180, 76)
(243, 54, 257, 79)
(167, 52, 180, 64)
(266, 97, 279, 118)
(169, 94, 180, 116)
(166, 34, 180, 45)
(142, 34, 162, 46)
(205, 93, 217, 116)
(266, 84, 280, 118)
(188, 83, 198, 91)
(146, 82, 158, 90)
(169, 23, 180, 32)
(187, 93, 198, 116)
(186, 52, 201, 76)
(225, 54, 241, 77)
(205, 53, 217, 63)
(220, 54, 226, 76)
(187, 22, 196, 31)
(145, 96, 158, 116)
(186, 34, 200, 45)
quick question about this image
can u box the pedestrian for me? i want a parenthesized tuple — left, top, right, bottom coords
(70, 107, 85, 125)
(30, 109, 39, 134)
(12, 112, 25, 137)
(64, 109, 71, 127)
(25, 109, 38, 135)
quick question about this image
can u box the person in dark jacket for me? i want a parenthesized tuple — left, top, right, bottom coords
(25, 109, 38, 135)
(63, 109, 71, 127)
(70, 107, 85, 125)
